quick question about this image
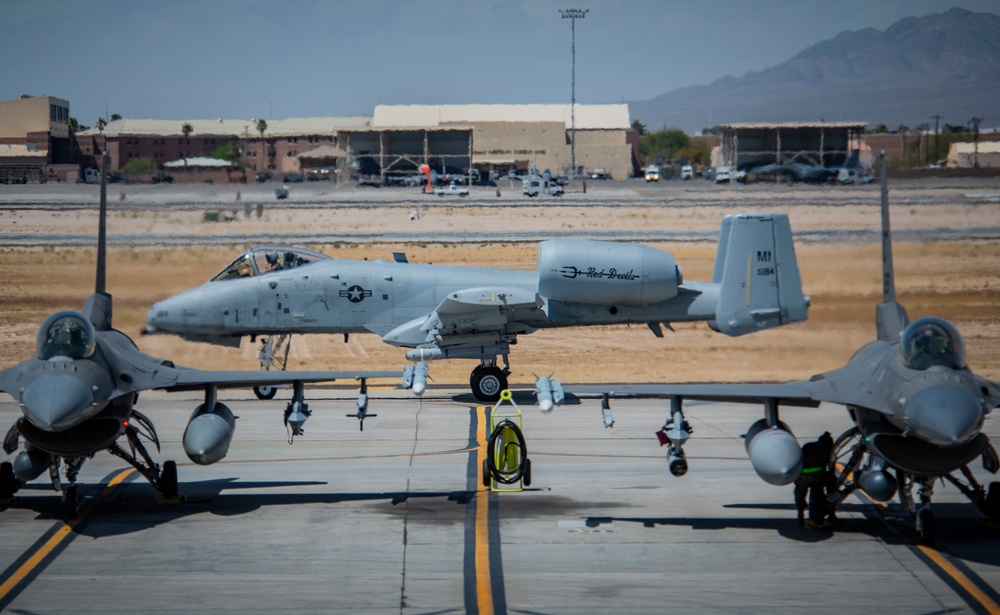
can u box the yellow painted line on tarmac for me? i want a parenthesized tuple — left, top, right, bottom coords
(915, 543, 1000, 614)
(836, 463, 1000, 614)
(0, 468, 135, 603)
(868, 498, 1000, 614)
(475, 405, 493, 615)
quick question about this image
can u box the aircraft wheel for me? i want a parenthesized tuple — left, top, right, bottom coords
(482, 459, 491, 487)
(159, 460, 179, 499)
(986, 481, 1000, 521)
(523, 458, 532, 487)
(917, 506, 935, 546)
(0, 461, 16, 499)
(62, 485, 79, 520)
(254, 385, 277, 400)
(470, 366, 506, 403)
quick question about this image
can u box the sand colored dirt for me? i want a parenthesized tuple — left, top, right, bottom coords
(2, 239, 998, 387)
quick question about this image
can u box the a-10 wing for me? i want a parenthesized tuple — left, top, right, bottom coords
(431, 287, 544, 342)
(559, 381, 820, 408)
(160, 368, 400, 392)
(385, 286, 544, 347)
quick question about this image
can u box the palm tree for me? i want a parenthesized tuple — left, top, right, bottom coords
(256, 119, 268, 173)
(96, 117, 106, 134)
(181, 122, 193, 173)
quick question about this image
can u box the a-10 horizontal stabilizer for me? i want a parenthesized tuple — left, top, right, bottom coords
(711, 213, 808, 336)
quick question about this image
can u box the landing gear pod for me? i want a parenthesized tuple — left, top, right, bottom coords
(744, 419, 802, 486)
(183, 402, 236, 465)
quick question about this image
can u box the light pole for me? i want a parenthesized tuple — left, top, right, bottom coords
(560, 8, 587, 177)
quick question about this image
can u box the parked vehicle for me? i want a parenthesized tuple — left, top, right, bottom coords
(644, 165, 661, 182)
(715, 167, 731, 184)
(283, 172, 304, 183)
(435, 181, 469, 197)
(84, 168, 102, 184)
(680, 164, 694, 180)
(523, 177, 564, 197)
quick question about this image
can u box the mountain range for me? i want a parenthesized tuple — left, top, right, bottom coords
(628, 8, 1000, 133)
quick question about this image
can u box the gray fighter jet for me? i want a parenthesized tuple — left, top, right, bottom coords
(537, 154, 1000, 544)
(144, 213, 809, 402)
(0, 157, 395, 519)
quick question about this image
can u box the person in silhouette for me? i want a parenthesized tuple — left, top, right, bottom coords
(795, 431, 834, 528)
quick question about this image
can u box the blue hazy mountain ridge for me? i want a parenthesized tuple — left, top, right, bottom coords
(631, 8, 1000, 131)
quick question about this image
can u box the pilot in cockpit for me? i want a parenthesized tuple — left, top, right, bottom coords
(265, 251, 281, 271)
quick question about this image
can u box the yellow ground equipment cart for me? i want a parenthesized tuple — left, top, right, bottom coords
(483, 390, 531, 491)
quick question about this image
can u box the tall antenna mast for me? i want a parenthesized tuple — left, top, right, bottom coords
(96, 152, 108, 296)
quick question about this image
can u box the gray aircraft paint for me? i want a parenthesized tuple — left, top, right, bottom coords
(145, 214, 809, 401)
(540, 155, 1000, 545)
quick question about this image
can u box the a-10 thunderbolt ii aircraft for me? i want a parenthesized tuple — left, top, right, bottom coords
(536, 155, 1000, 545)
(0, 158, 395, 519)
(143, 212, 810, 402)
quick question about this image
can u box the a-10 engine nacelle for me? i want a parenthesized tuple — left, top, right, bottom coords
(744, 419, 803, 486)
(537, 239, 681, 306)
(183, 402, 236, 465)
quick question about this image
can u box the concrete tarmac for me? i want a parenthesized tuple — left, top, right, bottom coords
(1, 387, 999, 614)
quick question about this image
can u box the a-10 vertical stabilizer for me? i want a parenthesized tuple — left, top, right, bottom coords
(710, 213, 807, 336)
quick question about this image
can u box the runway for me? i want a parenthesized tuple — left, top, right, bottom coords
(1, 388, 999, 614)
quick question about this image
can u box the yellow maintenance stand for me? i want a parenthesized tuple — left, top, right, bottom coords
(483, 389, 531, 492)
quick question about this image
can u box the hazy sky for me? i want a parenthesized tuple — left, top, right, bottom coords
(2, 0, 996, 125)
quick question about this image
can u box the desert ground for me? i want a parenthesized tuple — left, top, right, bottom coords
(1, 177, 999, 387)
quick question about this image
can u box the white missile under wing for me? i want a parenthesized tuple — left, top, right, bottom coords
(539, 156, 1000, 545)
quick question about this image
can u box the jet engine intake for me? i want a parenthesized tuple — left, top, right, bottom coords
(183, 402, 235, 465)
(537, 240, 680, 306)
(744, 419, 802, 486)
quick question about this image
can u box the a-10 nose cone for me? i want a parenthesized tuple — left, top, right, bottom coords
(21, 375, 94, 431)
(905, 385, 983, 447)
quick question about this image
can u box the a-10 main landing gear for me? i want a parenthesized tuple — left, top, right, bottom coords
(470, 359, 510, 403)
(829, 426, 1000, 546)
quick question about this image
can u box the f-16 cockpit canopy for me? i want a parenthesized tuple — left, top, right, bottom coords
(36, 311, 97, 360)
(210, 246, 331, 282)
(900, 316, 966, 371)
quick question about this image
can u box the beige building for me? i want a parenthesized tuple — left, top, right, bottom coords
(0, 94, 75, 181)
(947, 141, 1000, 168)
(367, 104, 633, 179)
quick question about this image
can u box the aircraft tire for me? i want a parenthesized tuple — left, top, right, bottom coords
(986, 482, 1000, 521)
(62, 485, 78, 520)
(160, 460, 179, 498)
(523, 458, 532, 487)
(254, 385, 278, 400)
(917, 507, 935, 546)
(0, 461, 16, 498)
(470, 366, 506, 403)
(482, 459, 490, 487)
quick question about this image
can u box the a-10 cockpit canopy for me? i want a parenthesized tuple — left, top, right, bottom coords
(900, 316, 967, 371)
(210, 246, 331, 282)
(36, 311, 97, 360)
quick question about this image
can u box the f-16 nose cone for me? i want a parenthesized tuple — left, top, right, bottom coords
(21, 375, 94, 431)
(905, 385, 983, 447)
